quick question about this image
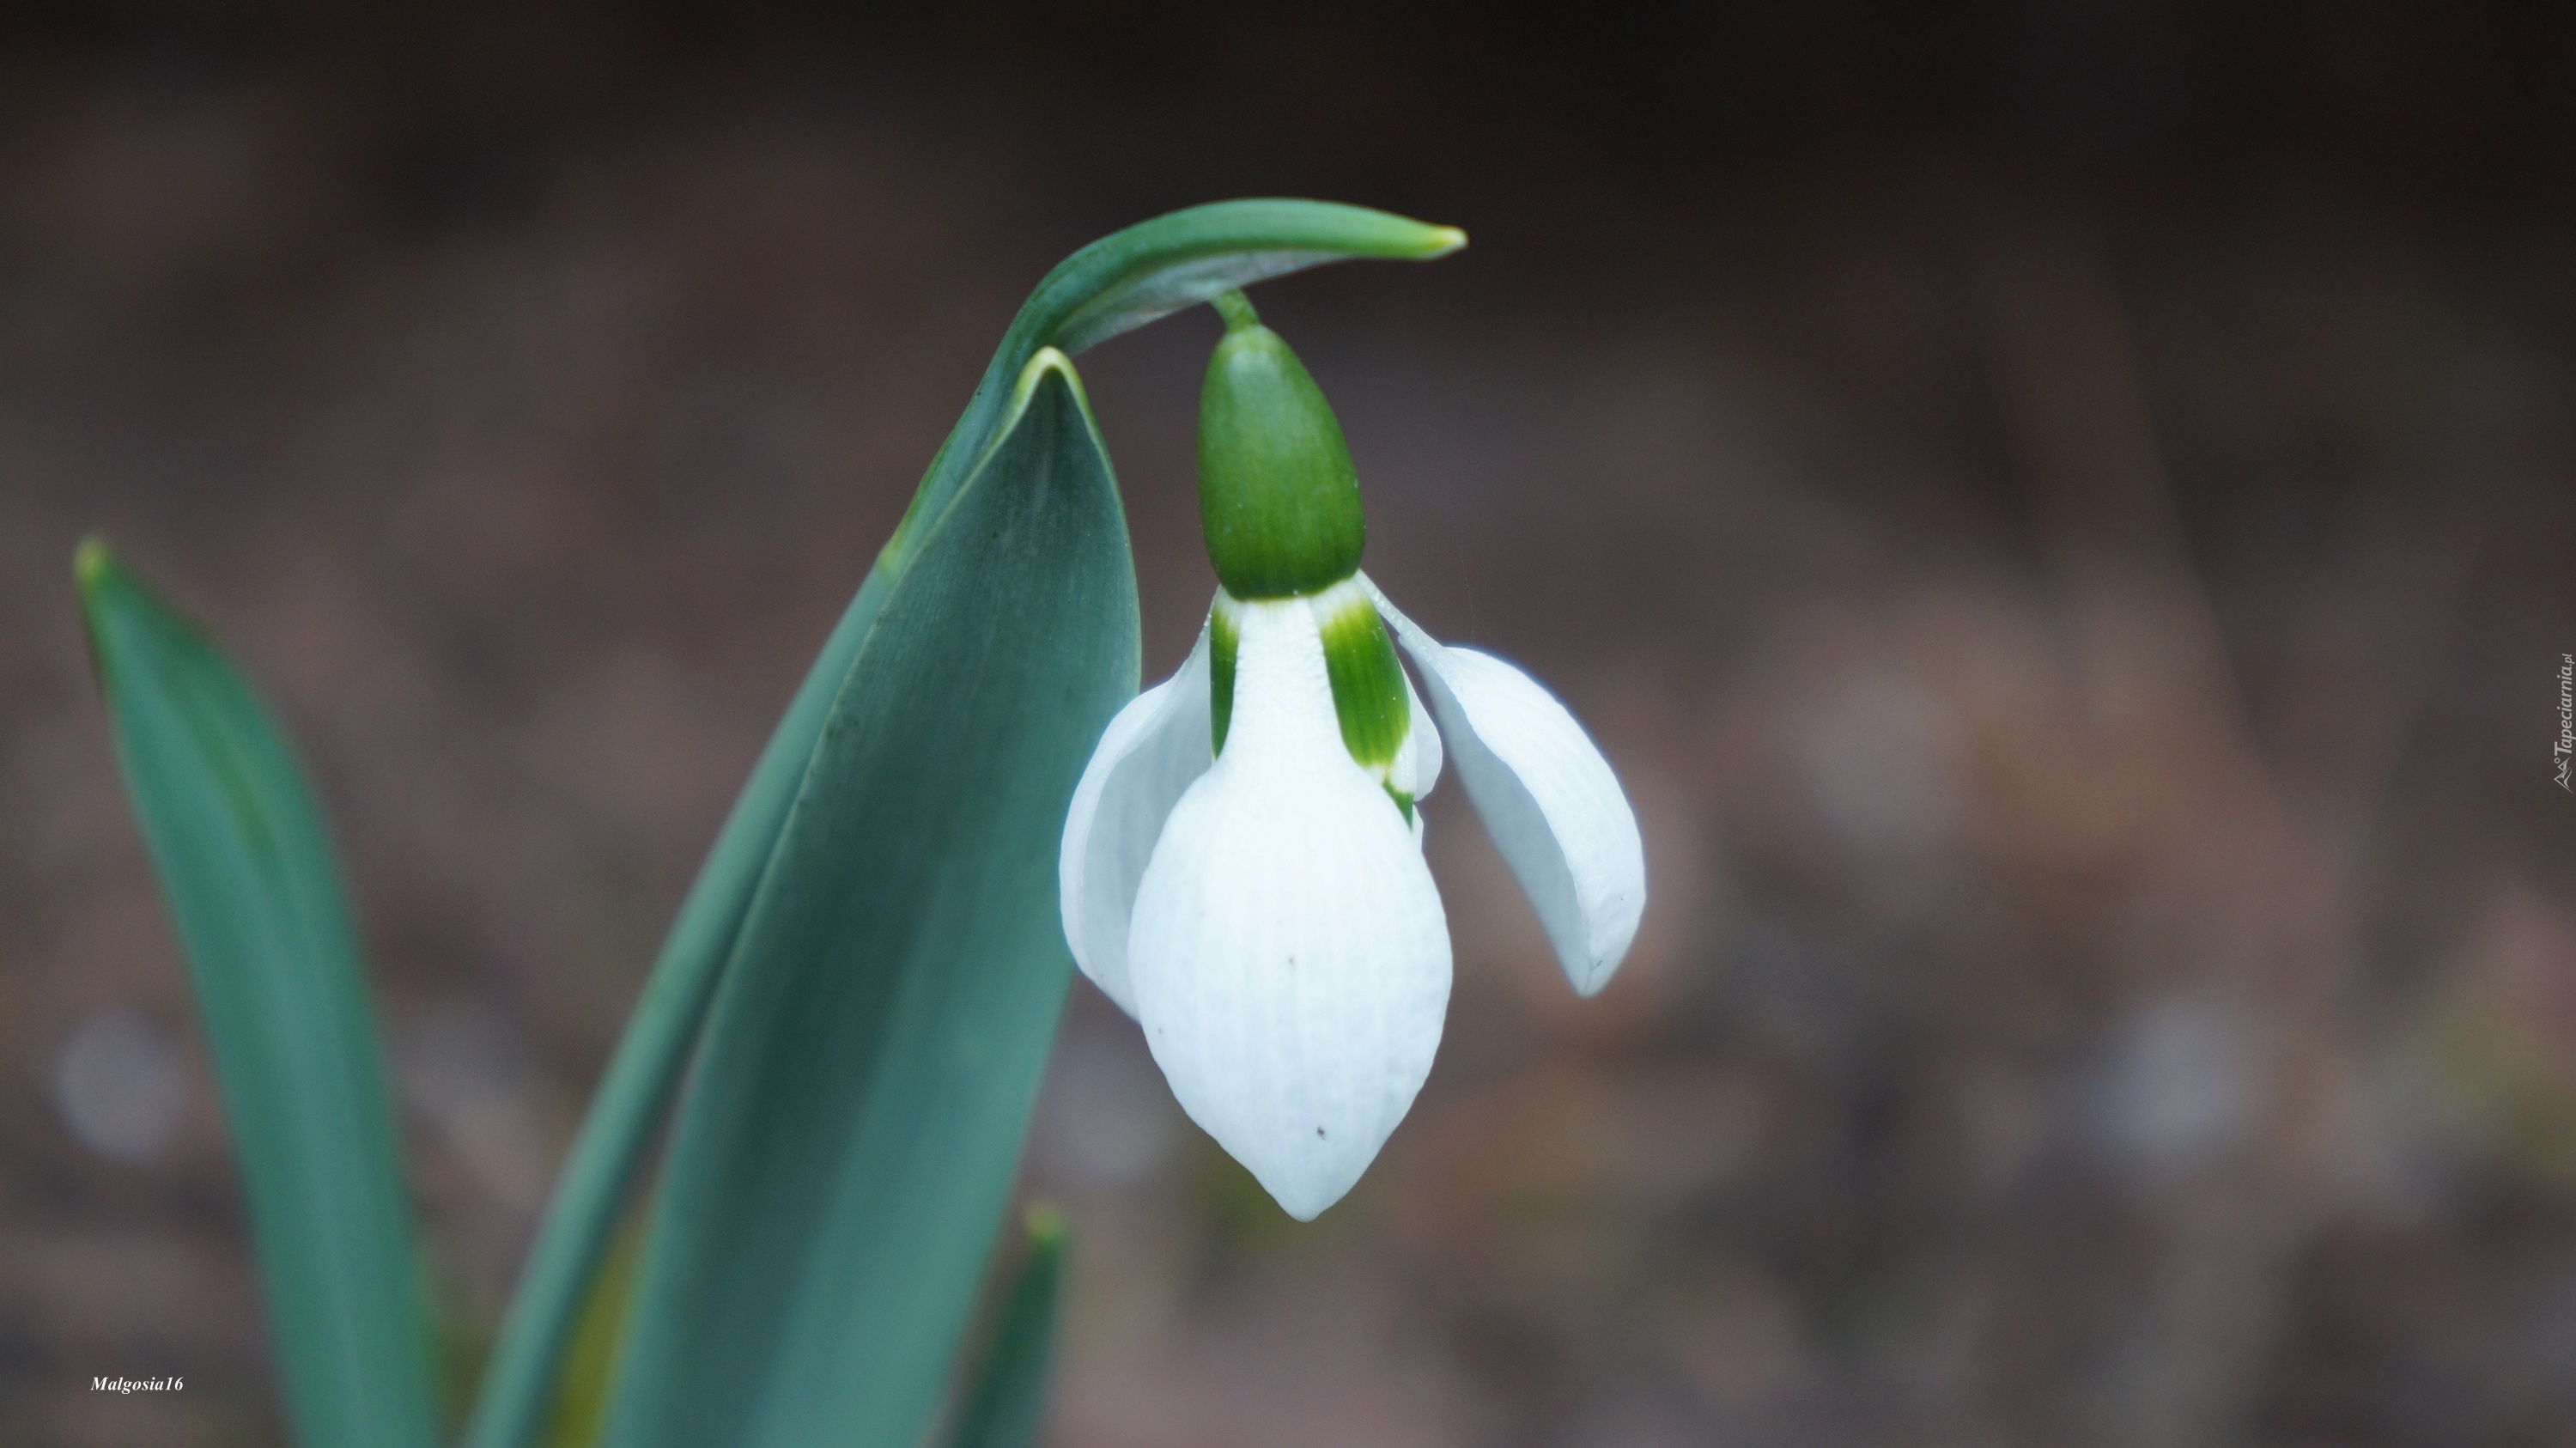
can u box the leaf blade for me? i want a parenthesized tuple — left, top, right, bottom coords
(76, 539, 440, 1448)
(459, 565, 896, 1448)
(602, 350, 1129, 1448)
(948, 1208, 1070, 1448)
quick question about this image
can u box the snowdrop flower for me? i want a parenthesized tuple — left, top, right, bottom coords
(1058, 291, 1643, 1219)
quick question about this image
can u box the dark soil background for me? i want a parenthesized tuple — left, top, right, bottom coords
(4, 3, 2574, 1445)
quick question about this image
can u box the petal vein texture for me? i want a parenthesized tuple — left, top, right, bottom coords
(1127, 596, 1449, 1219)
(1370, 579, 1645, 995)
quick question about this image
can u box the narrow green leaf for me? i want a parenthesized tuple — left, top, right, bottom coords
(76, 539, 440, 1448)
(949, 1208, 1070, 1448)
(459, 568, 895, 1448)
(539, 1214, 645, 1448)
(466, 199, 1461, 1448)
(602, 349, 1127, 1448)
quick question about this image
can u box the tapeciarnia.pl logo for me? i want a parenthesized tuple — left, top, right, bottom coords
(2557, 654, 2573, 792)
(92, 1376, 182, 1393)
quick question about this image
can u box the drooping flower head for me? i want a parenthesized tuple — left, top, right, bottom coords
(1060, 290, 1643, 1219)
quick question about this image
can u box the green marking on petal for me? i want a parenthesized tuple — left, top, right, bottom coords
(1316, 587, 1409, 772)
(1209, 596, 1240, 757)
(1386, 786, 1415, 824)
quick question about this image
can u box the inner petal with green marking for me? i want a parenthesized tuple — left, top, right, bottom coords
(1206, 581, 1416, 823)
(1208, 597, 1240, 757)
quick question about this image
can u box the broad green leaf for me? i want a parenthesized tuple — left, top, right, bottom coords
(601, 347, 1123, 1448)
(948, 1208, 1070, 1448)
(76, 540, 440, 1448)
(465, 199, 1462, 1448)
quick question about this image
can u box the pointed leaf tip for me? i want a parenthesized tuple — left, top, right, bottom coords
(73, 533, 113, 591)
(1012, 346, 1089, 414)
(948, 1210, 1070, 1448)
(1023, 1202, 1067, 1247)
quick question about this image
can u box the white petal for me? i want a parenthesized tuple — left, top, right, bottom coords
(1127, 595, 1450, 1220)
(1059, 616, 1214, 1017)
(1391, 662, 1442, 802)
(1366, 578, 1645, 996)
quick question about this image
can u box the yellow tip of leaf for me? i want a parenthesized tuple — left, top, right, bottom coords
(74, 533, 116, 591)
(1022, 1202, 1067, 1247)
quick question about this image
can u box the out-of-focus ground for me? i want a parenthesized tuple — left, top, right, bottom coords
(3, 3, 2574, 1445)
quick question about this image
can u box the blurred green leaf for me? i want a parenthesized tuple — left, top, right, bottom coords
(467, 199, 1462, 1448)
(76, 539, 440, 1448)
(540, 1214, 645, 1448)
(948, 1208, 1070, 1448)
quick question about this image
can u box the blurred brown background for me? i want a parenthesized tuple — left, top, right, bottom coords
(4, 3, 2574, 1445)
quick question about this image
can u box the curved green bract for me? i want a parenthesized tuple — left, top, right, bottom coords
(464, 199, 1461, 1448)
(877, 199, 1463, 576)
(946, 1209, 1069, 1448)
(601, 351, 1125, 1448)
(76, 541, 440, 1448)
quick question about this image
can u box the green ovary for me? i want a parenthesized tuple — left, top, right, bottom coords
(1194, 295, 1369, 600)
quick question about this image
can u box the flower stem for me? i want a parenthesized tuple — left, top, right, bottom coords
(1212, 289, 1261, 332)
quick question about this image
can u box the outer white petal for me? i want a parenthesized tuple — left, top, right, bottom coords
(1059, 616, 1214, 1016)
(1128, 595, 1450, 1220)
(1365, 577, 1645, 996)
